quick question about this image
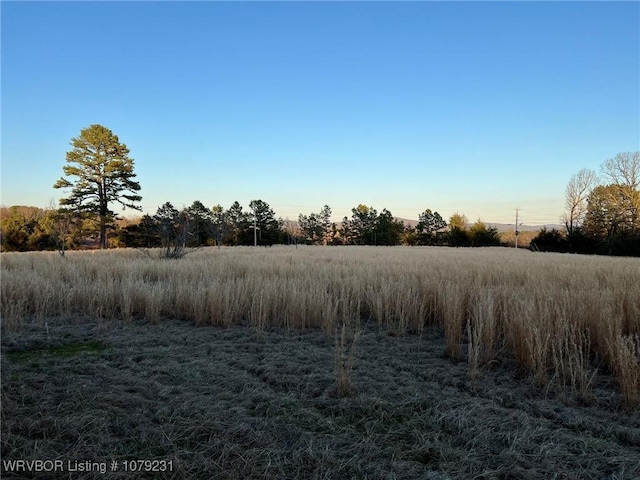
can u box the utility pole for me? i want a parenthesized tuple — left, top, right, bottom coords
(253, 216, 257, 247)
(515, 208, 520, 249)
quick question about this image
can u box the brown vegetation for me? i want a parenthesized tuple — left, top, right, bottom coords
(2, 246, 638, 408)
(499, 229, 537, 248)
(2, 246, 640, 478)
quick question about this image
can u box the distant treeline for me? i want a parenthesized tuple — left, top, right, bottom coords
(0, 202, 506, 252)
(2, 197, 638, 256)
(7, 124, 633, 256)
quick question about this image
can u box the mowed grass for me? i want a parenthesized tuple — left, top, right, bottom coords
(3, 318, 640, 479)
(1, 246, 640, 478)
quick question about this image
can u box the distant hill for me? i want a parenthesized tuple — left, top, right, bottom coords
(393, 217, 563, 233)
(484, 223, 564, 233)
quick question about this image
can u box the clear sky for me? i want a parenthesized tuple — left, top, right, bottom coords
(2, 1, 638, 226)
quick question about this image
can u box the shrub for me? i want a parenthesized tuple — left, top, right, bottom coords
(530, 228, 569, 252)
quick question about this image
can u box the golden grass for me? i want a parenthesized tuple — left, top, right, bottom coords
(1, 245, 639, 407)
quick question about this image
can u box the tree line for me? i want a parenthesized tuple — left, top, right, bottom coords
(0, 124, 503, 253)
(2, 124, 636, 256)
(0, 201, 504, 252)
(531, 151, 640, 256)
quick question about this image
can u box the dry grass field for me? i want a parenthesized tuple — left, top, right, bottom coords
(1, 246, 639, 479)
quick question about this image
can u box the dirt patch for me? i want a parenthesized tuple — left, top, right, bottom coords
(2, 317, 639, 479)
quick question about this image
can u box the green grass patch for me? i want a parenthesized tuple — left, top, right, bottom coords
(6, 341, 106, 362)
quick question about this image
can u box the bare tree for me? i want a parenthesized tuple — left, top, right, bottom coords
(601, 152, 640, 190)
(563, 168, 598, 234)
(283, 218, 304, 248)
(37, 203, 78, 256)
(153, 202, 192, 259)
(48, 209, 76, 256)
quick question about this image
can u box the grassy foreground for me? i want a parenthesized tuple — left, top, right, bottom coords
(1, 246, 640, 478)
(2, 317, 639, 479)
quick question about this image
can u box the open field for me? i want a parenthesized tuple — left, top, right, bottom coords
(3, 316, 640, 479)
(2, 246, 640, 478)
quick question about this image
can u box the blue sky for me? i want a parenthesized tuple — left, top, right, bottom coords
(2, 1, 638, 225)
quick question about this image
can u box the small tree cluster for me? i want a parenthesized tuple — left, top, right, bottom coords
(0, 206, 82, 253)
(153, 203, 191, 258)
(416, 209, 447, 245)
(542, 151, 640, 256)
(339, 205, 406, 246)
(298, 205, 332, 245)
(117, 200, 285, 249)
(444, 214, 501, 247)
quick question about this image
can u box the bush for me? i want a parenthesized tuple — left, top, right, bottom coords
(469, 222, 501, 247)
(530, 228, 569, 252)
(448, 227, 470, 247)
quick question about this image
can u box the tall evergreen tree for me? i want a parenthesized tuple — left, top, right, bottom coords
(347, 204, 378, 245)
(227, 201, 251, 245)
(54, 124, 142, 249)
(187, 200, 214, 246)
(298, 205, 332, 245)
(375, 208, 404, 245)
(249, 199, 282, 245)
(210, 205, 228, 247)
(416, 209, 447, 245)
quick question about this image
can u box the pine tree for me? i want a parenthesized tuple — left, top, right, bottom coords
(54, 124, 142, 249)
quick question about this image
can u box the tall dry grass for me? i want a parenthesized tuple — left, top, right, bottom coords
(1, 246, 639, 407)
